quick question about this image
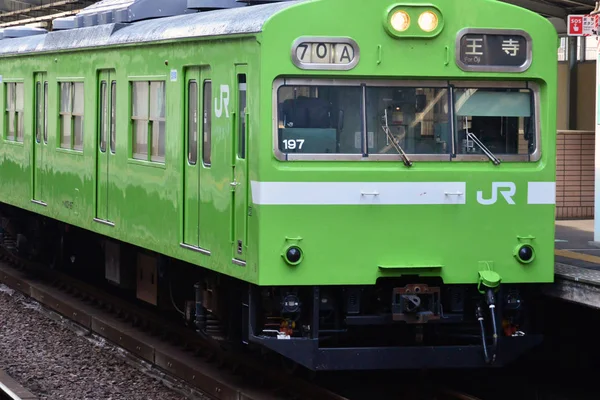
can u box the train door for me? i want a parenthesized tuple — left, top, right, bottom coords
(95, 69, 116, 226)
(32, 72, 48, 206)
(183, 66, 211, 253)
(232, 66, 248, 265)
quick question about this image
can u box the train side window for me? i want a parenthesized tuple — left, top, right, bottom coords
(59, 81, 84, 151)
(150, 81, 165, 162)
(131, 80, 165, 163)
(35, 82, 42, 143)
(110, 81, 116, 154)
(132, 81, 148, 159)
(203, 80, 211, 166)
(237, 74, 246, 159)
(100, 81, 107, 152)
(16, 83, 23, 142)
(188, 80, 198, 165)
(5, 82, 23, 142)
(43, 82, 48, 144)
(73, 83, 84, 151)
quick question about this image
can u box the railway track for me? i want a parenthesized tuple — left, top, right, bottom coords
(0, 249, 483, 400)
(0, 245, 359, 400)
(0, 369, 36, 400)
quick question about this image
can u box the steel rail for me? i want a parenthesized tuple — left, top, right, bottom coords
(0, 370, 36, 400)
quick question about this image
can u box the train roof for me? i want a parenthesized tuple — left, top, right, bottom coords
(0, 0, 304, 56)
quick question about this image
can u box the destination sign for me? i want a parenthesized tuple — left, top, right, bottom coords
(456, 29, 531, 72)
(291, 37, 360, 71)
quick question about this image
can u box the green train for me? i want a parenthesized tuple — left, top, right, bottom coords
(0, 0, 556, 371)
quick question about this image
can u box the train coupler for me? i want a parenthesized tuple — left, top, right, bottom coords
(391, 284, 441, 324)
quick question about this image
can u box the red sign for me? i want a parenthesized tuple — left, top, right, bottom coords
(568, 15, 585, 36)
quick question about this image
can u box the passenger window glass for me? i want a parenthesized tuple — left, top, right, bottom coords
(188, 80, 197, 165)
(366, 87, 449, 155)
(110, 81, 116, 153)
(43, 82, 48, 144)
(132, 81, 148, 159)
(131, 80, 165, 163)
(5, 82, 24, 142)
(15, 83, 23, 142)
(35, 82, 42, 143)
(453, 88, 534, 155)
(100, 81, 107, 152)
(238, 74, 246, 159)
(150, 81, 165, 162)
(5, 83, 15, 141)
(59, 81, 84, 151)
(73, 83, 84, 151)
(277, 85, 362, 154)
(203, 80, 212, 166)
(60, 82, 71, 148)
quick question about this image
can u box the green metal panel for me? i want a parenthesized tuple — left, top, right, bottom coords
(252, 0, 558, 286)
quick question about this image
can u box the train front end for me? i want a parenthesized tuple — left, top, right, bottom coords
(248, 0, 557, 370)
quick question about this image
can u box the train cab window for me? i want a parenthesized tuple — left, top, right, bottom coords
(5, 82, 24, 142)
(366, 86, 450, 155)
(277, 85, 362, 154)
(59, 81, 84, 151)
(453, 87, 535, 157)
(132, 80, 165, 163)
(188, 80, 198, 165)
(275, 80, 539, 162)
(203, 80, 212, 166)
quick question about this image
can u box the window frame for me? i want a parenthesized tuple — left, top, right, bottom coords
(272, 78, 541, 163)
(203, 79, 212, 167)
(130, 79, 166, 164)
(35, 80, 49, 145)
(4, 80, 24, 143)
(57, 79, 85, 152)
(187, 79, 198, 165)
(110, 80, 116, 154)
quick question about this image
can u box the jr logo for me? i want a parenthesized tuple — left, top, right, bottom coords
(476, 182, 516, 205)
(214, 84, 230, 118)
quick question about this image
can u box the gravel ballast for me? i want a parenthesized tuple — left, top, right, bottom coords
(0, 283, 196, 400)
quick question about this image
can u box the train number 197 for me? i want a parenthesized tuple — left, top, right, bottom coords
(282, 139, 305, 151)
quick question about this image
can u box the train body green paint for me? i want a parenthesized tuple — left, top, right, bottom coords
(0, 0, 556, 370)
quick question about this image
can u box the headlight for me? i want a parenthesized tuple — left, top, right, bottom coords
(390, 10, 410, 32)
(418, 11, 438, 32)
(384, 5, 443, 38)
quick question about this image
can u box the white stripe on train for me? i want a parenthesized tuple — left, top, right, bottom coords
(249, 181, 556, 206)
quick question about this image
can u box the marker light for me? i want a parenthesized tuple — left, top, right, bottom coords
(390, 10, 410, 32)
(418, 11, 438, 32)
(514, 244, 535, 264)
(282, 245, 303, 266)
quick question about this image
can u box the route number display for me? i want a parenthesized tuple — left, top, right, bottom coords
(291, 37, 360, 70)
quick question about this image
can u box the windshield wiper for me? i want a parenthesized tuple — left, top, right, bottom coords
(382, 109, 412, 167)
(464, 117, 500, 166)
